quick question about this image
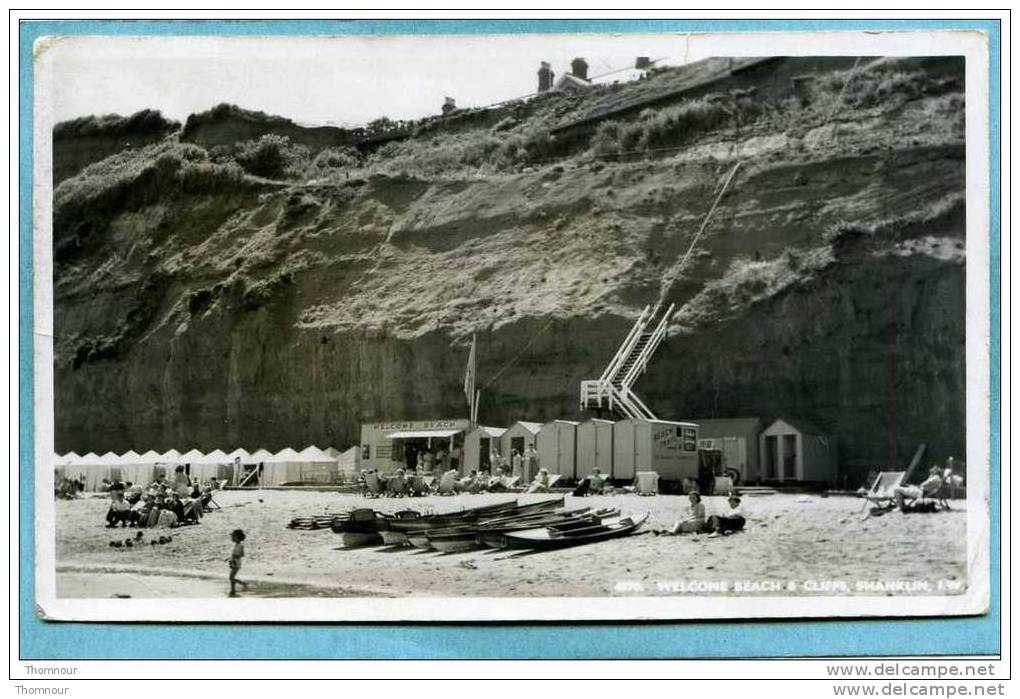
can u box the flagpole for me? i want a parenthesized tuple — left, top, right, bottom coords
(464, 333, 477, 428)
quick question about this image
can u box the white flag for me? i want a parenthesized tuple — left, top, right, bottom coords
(464, 334, 476, 408)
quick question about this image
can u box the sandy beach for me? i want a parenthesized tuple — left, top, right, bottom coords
(54, 489, 967, 599)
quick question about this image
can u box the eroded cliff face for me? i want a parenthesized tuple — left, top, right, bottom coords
(51, 56, 967, 482)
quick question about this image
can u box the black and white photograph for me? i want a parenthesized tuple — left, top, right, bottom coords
(32, 29, 991, 622)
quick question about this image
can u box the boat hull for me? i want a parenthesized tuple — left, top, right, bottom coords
(500, 513, 649, 551)
(430, 536, 481, 553)
(379, 529, 409, 546)
(341, 530, 384, 548)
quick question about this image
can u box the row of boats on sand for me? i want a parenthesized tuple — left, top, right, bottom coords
(326, 497, 649, 552)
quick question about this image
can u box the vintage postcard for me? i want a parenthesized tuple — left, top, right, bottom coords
(32, 27, 991, 622)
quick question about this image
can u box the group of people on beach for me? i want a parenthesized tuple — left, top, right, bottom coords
(655, 491, 747, 538)
(403, 443, 462, 474)
(104, 465, 218, 529)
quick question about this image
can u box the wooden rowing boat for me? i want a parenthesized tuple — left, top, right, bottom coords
(498, 513, 649, 551)
(402, 498, 567, 550)
(331, 508, 385, 548)
(385, 499, 519, 533)
(428, 507, 599, 553)
(474, 509, 616, 549)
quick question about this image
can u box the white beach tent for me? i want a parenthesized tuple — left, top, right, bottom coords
(261, 447, 339, 486)
(53, 452, 80, 479)
(116, 449, 158, 488)
(233, 448, 273, 487)
(189, 449, 234, 484)
(249, 448, 273, 462)
(180, 448, 205, 464)
(77, 452, 118, 490)
(227, 448, 252, 463)
(336, 447, 359, 478)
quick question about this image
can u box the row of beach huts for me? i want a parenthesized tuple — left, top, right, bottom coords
(360, 416, 838, 485)
(54, 415, 838, 492)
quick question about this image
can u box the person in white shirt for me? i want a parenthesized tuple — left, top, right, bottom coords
(708, 494, 746, 534)
(511, 449, 523, 479)
(670, 491, 707, 534)
(893, 465, 944, 511)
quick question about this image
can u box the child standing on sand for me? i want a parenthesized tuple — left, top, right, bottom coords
(228, 529, 247, 597)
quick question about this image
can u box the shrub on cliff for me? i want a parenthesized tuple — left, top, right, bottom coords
(53, 141, 258, 264)
(586, 98, 748, 158)
(233, 134, 310, 179)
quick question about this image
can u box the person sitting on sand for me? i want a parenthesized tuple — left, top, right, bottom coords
(469, 470, 490, 494)
(181, 491, 204, 523)
(668, 492, 707, 535)
(527, 468, 551, 494)
(56, 473, 78, 500)
(132, 493, 154, 526)
(388, 468, 408, 497)
(156, 503, 178, 529)
(707, 494, 746, 536)
(166, 492, 187, 522)
(148, 474, 168, 496)
(488, 467, 508, 493)
(893, 465, 944, 512)
(105, 490, 133, 528)
(573, 468, 608, 496)
(124, 481, 144, 505)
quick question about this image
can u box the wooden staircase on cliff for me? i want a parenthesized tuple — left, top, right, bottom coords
(579, 303, 675, 420)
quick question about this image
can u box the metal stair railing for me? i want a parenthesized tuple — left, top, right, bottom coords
(598, 305, 651, 384)
(617, 386, 655, 420)
(620, 303, 675, 389)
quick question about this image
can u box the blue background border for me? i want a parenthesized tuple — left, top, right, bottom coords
(18, 18, 1001, 660)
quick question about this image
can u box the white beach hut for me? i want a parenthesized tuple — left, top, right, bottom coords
(500, 422, 541, 463)
(463, 426, 507, 475)
(536, 420, 580, 479)
(576, 418, 614, 480)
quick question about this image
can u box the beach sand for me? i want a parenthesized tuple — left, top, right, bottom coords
(54, 489, 967, 599)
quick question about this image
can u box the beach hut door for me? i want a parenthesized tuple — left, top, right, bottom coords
(764, 436, 778, 480)
(480, 437, 491, 468)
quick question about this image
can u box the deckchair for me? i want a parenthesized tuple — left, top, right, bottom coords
(500, 475, 522, 491)
(363, 471, 382, 498)
(859, 471, 906, 517)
